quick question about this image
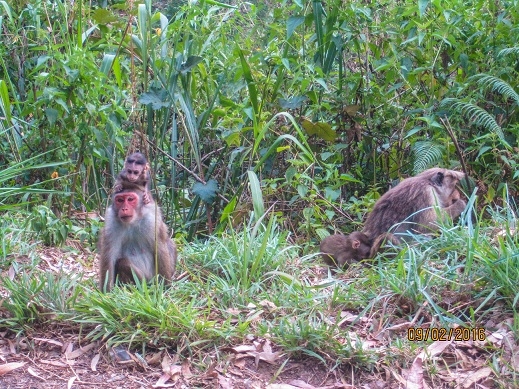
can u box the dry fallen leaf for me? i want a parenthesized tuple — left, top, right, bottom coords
(40, 359, 70, 368)
(7, 339, 16, 354)
(27, 366, 45, 380)
(462, 367, 493, 388)
(181, 359, 192, 378)
(33, 337, 64, 348)
(0, 362, 26, 376)
(403, 340, 453, 389)
(161, 354, 182, 377)
(146, 351, 163, 366)
(249, 350, 283, 367)
(218, 373, 233, 389)
(228, 344, 257, 353)
(287, 379, 316, 388)
(8, 266, 15, 280)
(405, 353, 423, 389)
(152, 374, 177, 388)
(91, 353, 100, 371)
(67, 376, 77, 389)
(259, 299, 277, 310)
(65, 342, 96, 359)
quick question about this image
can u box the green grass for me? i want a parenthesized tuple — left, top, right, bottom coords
(2, 202, 519, 386)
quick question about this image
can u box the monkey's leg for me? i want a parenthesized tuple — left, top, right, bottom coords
(115, 258, 146, 284)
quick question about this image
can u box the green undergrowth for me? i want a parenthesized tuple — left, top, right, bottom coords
(1, 205, 519, 382)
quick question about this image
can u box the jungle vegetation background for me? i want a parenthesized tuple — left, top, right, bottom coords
(1, 0, 519, 387)
(2, 0, 518, 240)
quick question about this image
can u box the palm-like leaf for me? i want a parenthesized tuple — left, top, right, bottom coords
(442, 98, 505, 140)
(412, 141, 445, 174)
(470, 74, 519, 105)
(498, 47, 519, 58)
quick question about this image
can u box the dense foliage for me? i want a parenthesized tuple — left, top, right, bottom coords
(1, 0, 518, 240)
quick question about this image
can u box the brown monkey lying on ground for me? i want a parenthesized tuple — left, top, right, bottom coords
(113, 152, 153, 205)
(321, 168, 467, 267)
(98, 190, 177, 291)
(320, 232, 372, 268)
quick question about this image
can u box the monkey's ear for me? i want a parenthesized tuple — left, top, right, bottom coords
(431, 172, 444, 186)
(352, 240, 361, 249)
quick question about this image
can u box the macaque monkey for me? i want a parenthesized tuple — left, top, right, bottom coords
(98, 190, 177, 291)
(321, 168, 467, 266)
(114, 152, 153, 205)
(320, 231, 372, 268)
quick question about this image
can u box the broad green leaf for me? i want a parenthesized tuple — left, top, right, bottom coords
(238, 48, 259, 117)
(180, 56, 203, 73)
(139, 88, 170, 109)
(287, 16, 305, 39)
(100, 54, 115, 76)
(247, 171, 264, 219)
(460, 53, 469, 70)
(92, 9, 118, 24)
(324, 187, 341, 201)
(301, 119, 336, 141)
(278, 96, 307, 109)
(418, 0, 429, 17)
(45, 108, 58, 126)
(192, 179, 219, 205)
(0, 80, 11, 122)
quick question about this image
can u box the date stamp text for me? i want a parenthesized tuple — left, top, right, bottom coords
(407, 327, 486, 342)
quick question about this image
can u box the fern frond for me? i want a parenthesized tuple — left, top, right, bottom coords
(412, 141, 444, 174)
(470, 74, 519, 105)
(442, 98, 504, 140)
(498, 47, 519, 58)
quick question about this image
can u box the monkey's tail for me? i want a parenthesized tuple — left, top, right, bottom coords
(369, 233, 400, 258)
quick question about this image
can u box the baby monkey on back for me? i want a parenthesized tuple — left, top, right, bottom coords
(114, 152, 153, 205)
(320, 168, 467, 268)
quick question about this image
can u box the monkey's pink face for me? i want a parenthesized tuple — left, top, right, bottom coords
(125, 168, 142, 182)
(114, 192, 140, 222)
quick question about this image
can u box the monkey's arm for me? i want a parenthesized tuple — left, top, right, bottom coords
(442, 198, 467, 219)
(98, 241, 115, 292)
(155, 231, 176, 283)
(369, 233, 400, 258)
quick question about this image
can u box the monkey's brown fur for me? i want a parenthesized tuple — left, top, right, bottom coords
(114, 152, 153, 204)
(98, 190, 176, 291)
(320, 231, 372, 267)
(364, 168, 465, 237)
(321, 168, 467, 266)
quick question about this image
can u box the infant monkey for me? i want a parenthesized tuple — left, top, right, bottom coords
(114, 152, 153, 205)
(320, 231, 372, 268)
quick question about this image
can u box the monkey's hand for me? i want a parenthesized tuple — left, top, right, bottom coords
(114, 184, 122, 193)
(143, 192, 151, 204)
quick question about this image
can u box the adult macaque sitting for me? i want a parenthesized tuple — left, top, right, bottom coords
(98, 190, 177, 291)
